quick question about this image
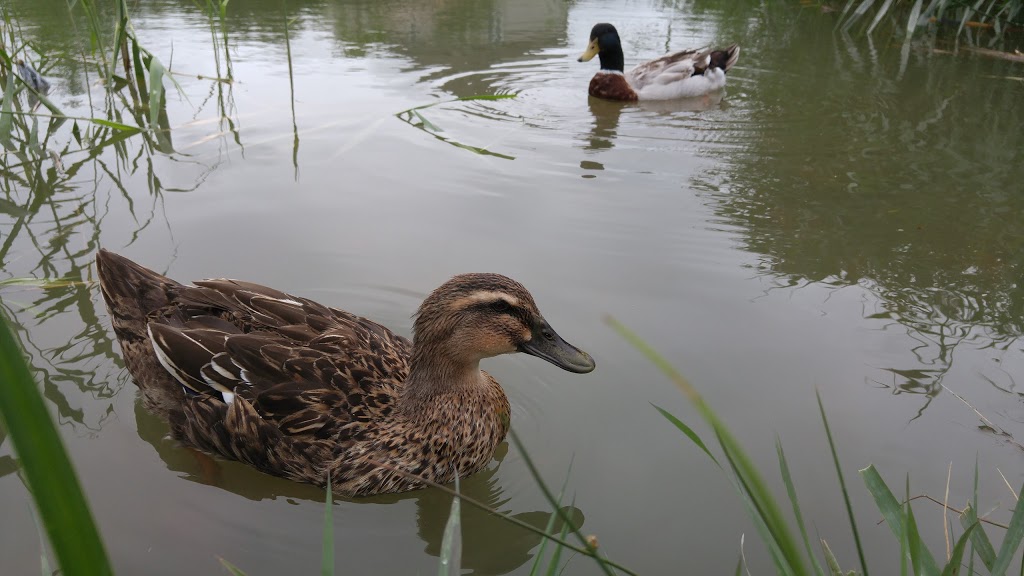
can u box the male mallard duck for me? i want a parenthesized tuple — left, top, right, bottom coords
(95, 250, 595, 496)
(577, 23, 740, 102)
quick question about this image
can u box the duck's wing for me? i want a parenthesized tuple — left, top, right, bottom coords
(627, 48, 709, 90)
(152, 278, 409, 400)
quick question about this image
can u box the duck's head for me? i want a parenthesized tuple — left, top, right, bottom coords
(412, 273, 595, 374)
(578, 23, 622, 63)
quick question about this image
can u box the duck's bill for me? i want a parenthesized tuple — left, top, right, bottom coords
(577, 39, 599, 63)
(519, 320, 596, 374)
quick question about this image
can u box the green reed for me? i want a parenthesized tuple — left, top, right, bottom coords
(608, 316, 1024, 576)
(838, 0, 1024, 38)
(0, 313, 111, 575)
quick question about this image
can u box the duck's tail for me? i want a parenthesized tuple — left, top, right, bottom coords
(96, 249, 187, 412)
(709, 44, 740, 73)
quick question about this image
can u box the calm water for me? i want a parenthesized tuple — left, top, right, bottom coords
(2, 0, 1023, 573)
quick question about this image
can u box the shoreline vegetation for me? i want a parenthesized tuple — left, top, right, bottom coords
(2, 0, 1023, 574)
(4, 310, 1024, 575)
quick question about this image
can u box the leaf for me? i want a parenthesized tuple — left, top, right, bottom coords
(528, 463, 573, 576)
(608, 317, 807, 576)
(147, 55, 166, 130)
(821, 539, 843, 575)
(0, 315, 112, 574)
(959, 504, 995, 571)
(412, 110, 442, 133)
(906, 0, 925, 35)
(90, 118, 142, 134)
(990, 482, 1024, 574)
(777, 436, 825, 576)
(653, 403, 719, 467)
(438, 474, 462, 576)
(218, 557, 248, 576)
(0, 198, 29, 217)
(819, 391, 869, 576)
(0, 70, 16, 146)
(860, 465, 939, 574)
(544, 497, 575, 576)
(0, 277, 88, 289)
(322, 475, 334, 576)
(940, 522, 977, 576)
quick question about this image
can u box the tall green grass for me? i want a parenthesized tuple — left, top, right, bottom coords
(0, 314, 112, 575)
(608, 316, 1024, 575)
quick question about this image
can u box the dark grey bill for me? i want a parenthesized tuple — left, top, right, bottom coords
(518, 319, 596, 374)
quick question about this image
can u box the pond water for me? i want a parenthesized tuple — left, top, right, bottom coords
(1, 0, 1023, 573)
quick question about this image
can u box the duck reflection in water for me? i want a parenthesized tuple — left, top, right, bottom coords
(135, 401, 584, 575)
(582, 91, 727, 155)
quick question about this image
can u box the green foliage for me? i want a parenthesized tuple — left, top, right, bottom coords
(838, 0, 1024, 39)
(0, 315, 112, 575)
(610, 316, 1024, 576)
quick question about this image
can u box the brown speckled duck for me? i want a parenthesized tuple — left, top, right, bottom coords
(578, 23, 740, 102)
(96, 250, 595, 497)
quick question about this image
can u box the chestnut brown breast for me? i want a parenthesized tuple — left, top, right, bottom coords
(588, 73, 638, 102)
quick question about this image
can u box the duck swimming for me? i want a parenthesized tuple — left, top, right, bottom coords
(578, 23, 740, 101)
(96, 250, 595, 496)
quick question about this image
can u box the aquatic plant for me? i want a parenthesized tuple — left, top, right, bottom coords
(609, 316, 1024, 576)
(837, 0, 1024, 39)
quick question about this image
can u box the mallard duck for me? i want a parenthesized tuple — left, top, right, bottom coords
(95, 250, 595, 497)
(577, 23, 740, 102)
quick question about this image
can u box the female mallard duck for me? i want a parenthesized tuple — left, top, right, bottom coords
(578, 23, 740, 102)
(96, 250, 595, 497)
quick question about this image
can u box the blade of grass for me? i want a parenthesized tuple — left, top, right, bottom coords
(29, 505, 53, 576)
(821, 539, 843, 575)
(361, 458, 637, 575)
(147, 56, 166, 130)
(906, 0, 925, 35)
(959, 504, 995, 571)
(218, 557, 248, 575)
(545, 497, 576, 576)
(0, 316, 112, 575)
(91, 118, 142, 134)
(508, 428, 619, 576)
(0, 70, 15, 146)
(438, 474, 462, 576)
(653, 403, 719, 467)
(867, 0, 896, 34)
(940, 522, 978, 576)
(904, 475, 936, 576)
(818, 390, 869, 576)
(861, 464, 939, 574)
(529, 461, 574, 576)
(991, 482, 1024, 574)
(608, 317, 807, 576)
(777, 435, 825, 576)
(322, 475, 334, 576)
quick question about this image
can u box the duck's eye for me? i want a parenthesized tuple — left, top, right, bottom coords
(490, 300, 511, 313)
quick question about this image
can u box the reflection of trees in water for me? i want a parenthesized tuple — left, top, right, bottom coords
(692, 6, 1024, 400)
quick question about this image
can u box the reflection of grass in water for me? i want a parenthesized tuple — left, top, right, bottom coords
(396, 94, 518, 160)
(838, 0, 1024, 40)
